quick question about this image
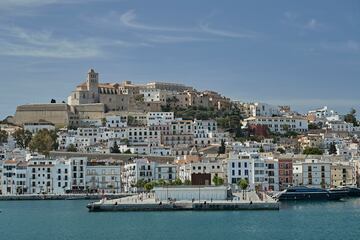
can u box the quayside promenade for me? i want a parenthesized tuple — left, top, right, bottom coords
(0, 193, 133, 201)
(87, 190, 279, 212)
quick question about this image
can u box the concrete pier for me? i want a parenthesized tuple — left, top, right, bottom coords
(87, 192, 280, 212)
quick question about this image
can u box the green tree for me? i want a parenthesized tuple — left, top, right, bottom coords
(157, 179, 166, 186)
(259, 146, 265, 152)
(101, 118, 106, 127)
(0, 130, 8, 143)
(344, 108, 359, 126)
(308, 123, 320, 130)
(303, 147, 324, 155)
(66, 144, 77, 152)
(135, 95, 144, 102)
(174, 178, 183, 185)
(28, 129, 54, 156)
(12, 129, 32, 148)
(277, 148, 286, 154)
(136, 179, 146, 189)
(144, 182, 154, 192)
(123, 149, 132, 154)
(238, 179, 249, 200)
(110, 141, 120, 154)
(218, 139, 226, 154)
(184, 179, 192, 185)
(328, 142, 337, 155)
(213, 175, 224, 186)
(127, 116, 138, 126)
(49, 130, 59, 150)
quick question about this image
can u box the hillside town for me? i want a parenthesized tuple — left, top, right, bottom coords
(1, 69, 360, 196)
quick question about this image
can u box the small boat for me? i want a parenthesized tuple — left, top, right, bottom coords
(274, 186, 348, 201)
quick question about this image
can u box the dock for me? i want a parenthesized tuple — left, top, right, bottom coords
(87, 191, 280, 212)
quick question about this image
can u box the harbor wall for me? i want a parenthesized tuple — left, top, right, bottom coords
(88, 202, 280, 212)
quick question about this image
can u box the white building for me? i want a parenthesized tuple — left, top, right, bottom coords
(23, 121, 55, 134)
(53, 159, 71, 195)
(140, 89, 172, 103)
(146, 112, 174, 126)
(293, 159, 331, 188)
(105, 115, 127, 128)
(242, 102, 280, 117)
(308, 106, 341, 122)
(122, 159, 177, 192)
(265, 158, 279, 191)
(127, 127, 161, 146)
(244, 116, 308, 134)
(227, 152, 268, 191)
(85, 160, 121, 193)
(2, 160, 16, 195)
(179, 161, 226, 185)
(27, 158, 55, 194)
(326, 121, 360, 133)
(193, 119, 218, 147)
(70, 157, 87, 191)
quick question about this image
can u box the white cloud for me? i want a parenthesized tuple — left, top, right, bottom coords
(199, 23, 256, 39)
(0, 0, 57, 8)
(147, 35, 212, 43)
(0, 25, 122, 58)
(284, 11, 297, 20)
(346, 40, 360, 51)
(0, 0, 108, 9)
(320, 40, 360, 53)
(120, 10, 195, 32)
(119, 10, 257, 40)
(305, 19, 321, 30)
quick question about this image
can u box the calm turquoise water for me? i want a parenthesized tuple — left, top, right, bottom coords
(1, 199, 360, 240)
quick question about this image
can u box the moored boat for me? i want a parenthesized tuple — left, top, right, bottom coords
(274, 186, 348, 201)
(335, 187, 360, 197)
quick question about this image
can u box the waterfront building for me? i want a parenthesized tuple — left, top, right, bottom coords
(122, 159, 177, 193)
(53, 159, 71, 195)
(265, 158, 279, 191)
(227, 152, 268, 191)
(85, 160, 121, 193)
(178, 161, 226, 185)
(293, 159, 331, 189)
(2, 160, 19, 195)
(27, 158, 55, 194)
(70, 157, 87, 192)
(278, 159, 293, 190)
(330, 162, 356, 187)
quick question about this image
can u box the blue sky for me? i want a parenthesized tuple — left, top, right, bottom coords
(0, 0, 359, 119)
